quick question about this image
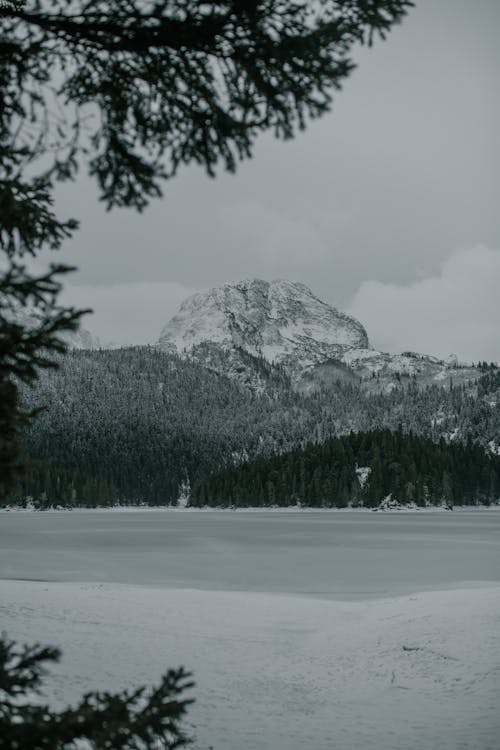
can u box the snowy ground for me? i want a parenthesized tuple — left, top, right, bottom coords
(1, 511, 499, 748)
(1, 580, 499, 750)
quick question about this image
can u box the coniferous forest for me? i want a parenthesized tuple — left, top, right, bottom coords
(191, 429, 500, 508)
(9, 348, 500, 508)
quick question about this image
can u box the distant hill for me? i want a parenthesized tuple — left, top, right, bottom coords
(11, 346, 500, 507)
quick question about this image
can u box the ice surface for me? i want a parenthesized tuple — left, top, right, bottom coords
(1, 510, 499, 598)
(1, 511, 499, 749)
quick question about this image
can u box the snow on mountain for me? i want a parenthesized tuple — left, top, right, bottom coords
(5, 302, 100, 350)
(158, 278, 482, 392)
(62, 326, 100, 350)
(158, 279, 368, 374)
(338, 348, 480, 391)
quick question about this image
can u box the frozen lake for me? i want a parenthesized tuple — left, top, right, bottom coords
(1, 509, 499, 749)
(1, 509, 499, 598)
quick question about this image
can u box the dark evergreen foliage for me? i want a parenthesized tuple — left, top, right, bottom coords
(9, 347, 499, 507)
(477, 368, 500, 399)
(1, 0, 412, 217)
(0, 262, 85, 496)
(0, 636, 194, 750)
(191, 429, 500, 508)
(11, 347, 307, 506)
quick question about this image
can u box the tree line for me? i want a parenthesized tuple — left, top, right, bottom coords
(191, 428, 500, 508)
(6, 348, 499, 508)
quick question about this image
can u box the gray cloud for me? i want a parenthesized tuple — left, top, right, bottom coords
(64, 247, 500, 364)
(216, 201, 330, 266)
(348, 246, 500, 363)
(61, 281, 197, 346)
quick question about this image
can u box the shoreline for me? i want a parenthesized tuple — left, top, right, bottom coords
(1, 503, 499, 513)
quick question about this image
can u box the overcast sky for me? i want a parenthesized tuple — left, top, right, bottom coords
(50, 0, 499, 361)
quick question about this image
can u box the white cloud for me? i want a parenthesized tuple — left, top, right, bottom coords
(60, 281, 197, 346)
(347, 246, 500, 363)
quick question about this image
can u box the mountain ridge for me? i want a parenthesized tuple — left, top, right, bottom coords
(157, 278, 481, 392)
(158, 279, 369, 375)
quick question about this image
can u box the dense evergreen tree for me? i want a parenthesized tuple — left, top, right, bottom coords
(0, 636, 194, 750)
(191, 429, 500, 508)
(9, 348, 499, 508)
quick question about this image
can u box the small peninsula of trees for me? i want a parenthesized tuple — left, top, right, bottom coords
(191, 429, 500, 508)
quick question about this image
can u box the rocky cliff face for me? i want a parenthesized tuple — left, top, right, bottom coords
(158, 279, 368, 376)
(158, 278, 481, 392)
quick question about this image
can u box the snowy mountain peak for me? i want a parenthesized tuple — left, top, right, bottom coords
(158, 278, 369, 372)
(6, 302, 100, 350)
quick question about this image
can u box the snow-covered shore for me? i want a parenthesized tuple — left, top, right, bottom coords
(2, 503, 499, 513)
(1, 579, 499, 750)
